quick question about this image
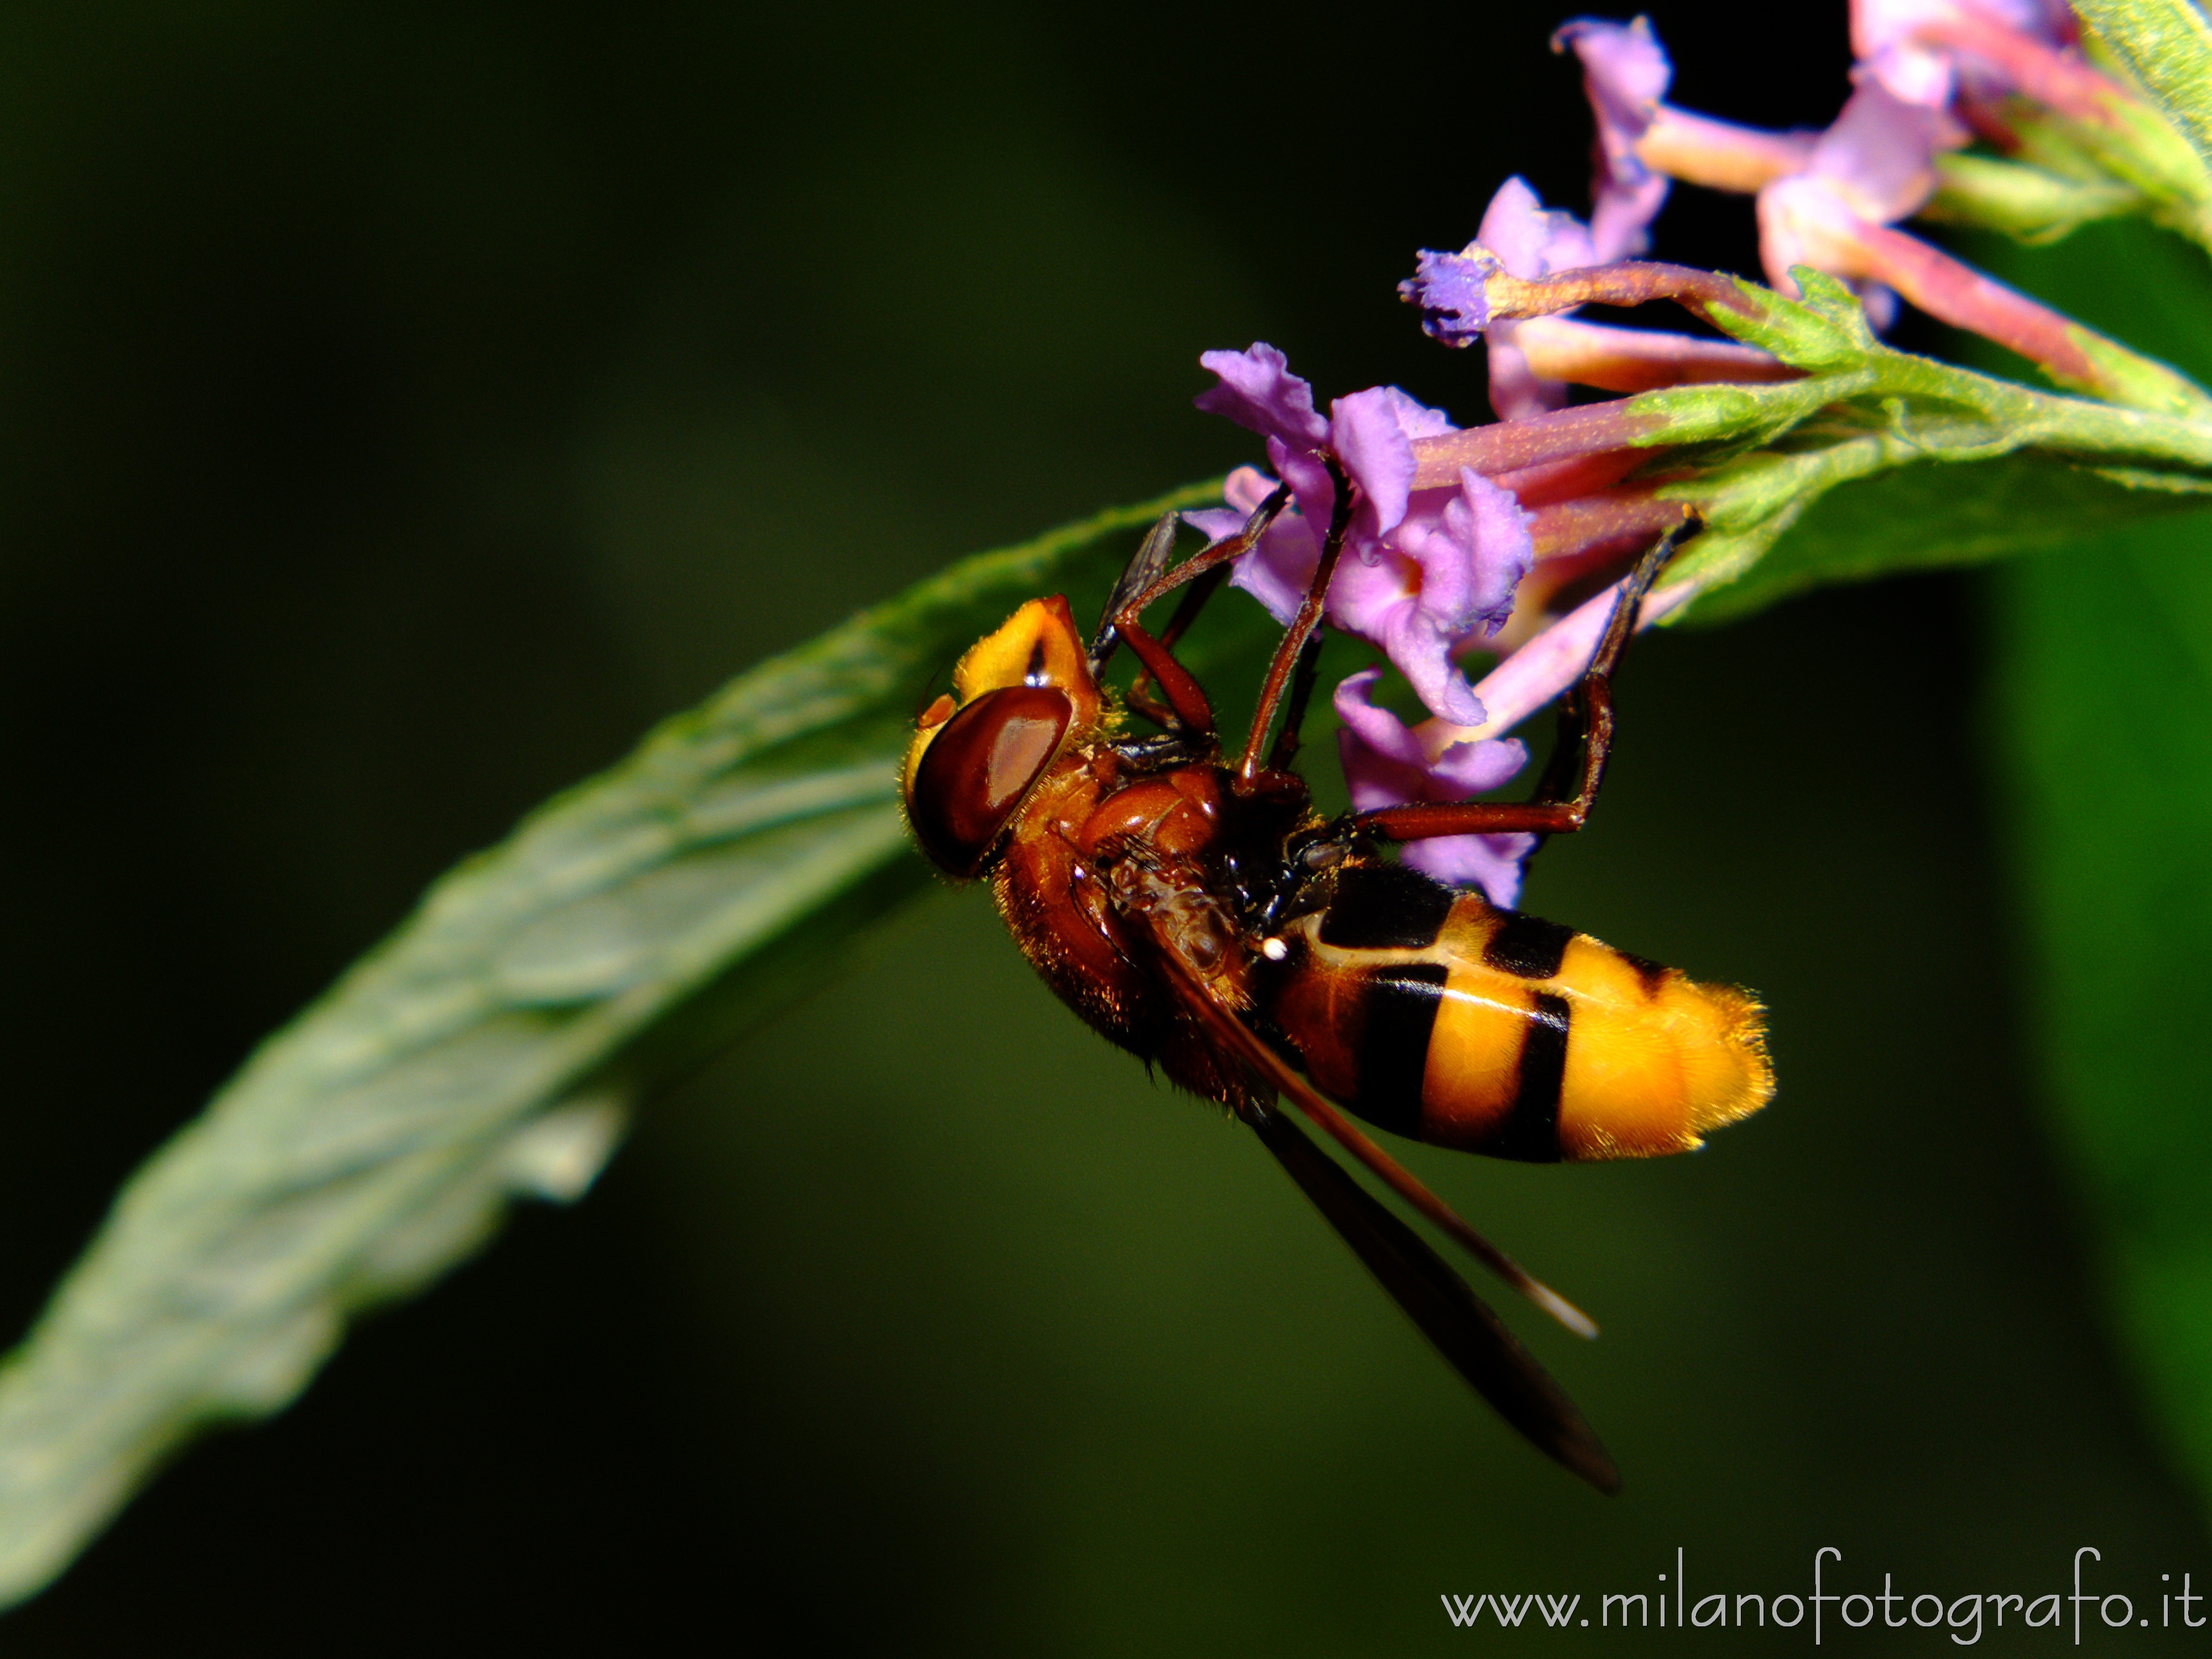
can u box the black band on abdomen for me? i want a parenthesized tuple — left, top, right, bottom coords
(1484, 990, 1569, 1162)
(1349, 963, 1449, 1138)
(1319, 864, 1455, 950)
(1483, 911, 1575, 980)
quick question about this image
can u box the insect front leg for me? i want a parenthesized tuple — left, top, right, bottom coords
(1120, 562, 1234, 731)
(1098, 486, 1292, 738)
(1236, 455, 1355, 786)
(1350, 515, 1698, 847)
(1264, 633, 1326, 772)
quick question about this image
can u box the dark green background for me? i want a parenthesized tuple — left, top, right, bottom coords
(0, 2, 2204, 1650)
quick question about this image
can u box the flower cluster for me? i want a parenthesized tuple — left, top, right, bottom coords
(1183, 345, 1545, 898)
(1186, 0, 2204, 906)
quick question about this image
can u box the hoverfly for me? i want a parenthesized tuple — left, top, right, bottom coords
(900, 473, 1772, 1491)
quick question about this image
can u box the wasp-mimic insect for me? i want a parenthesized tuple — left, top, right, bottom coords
(901, 475, 1771, 1491)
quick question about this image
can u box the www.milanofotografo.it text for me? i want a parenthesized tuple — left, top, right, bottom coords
(1441, 1548, 2208, 1643)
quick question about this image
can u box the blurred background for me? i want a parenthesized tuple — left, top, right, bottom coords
(1, 1, 2206, 1650)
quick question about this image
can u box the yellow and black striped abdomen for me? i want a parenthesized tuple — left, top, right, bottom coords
(1264, 864, 1772, 1162)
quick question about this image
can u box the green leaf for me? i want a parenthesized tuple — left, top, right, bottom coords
(0, 481, 1223, 1609)
(1682, 446, 2212, 622)
(1708, 270, 1877, 372)
(2075, 0, 2212, 185)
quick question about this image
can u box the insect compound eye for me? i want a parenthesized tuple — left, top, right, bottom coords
(906, 684, 1073, 877)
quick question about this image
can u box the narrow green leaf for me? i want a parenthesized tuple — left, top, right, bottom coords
(0, 482, 1222, 1608)
(1683, 447, 2212, 621)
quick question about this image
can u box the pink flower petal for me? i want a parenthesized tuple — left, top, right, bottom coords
(1194, 344, 1329, 450)
(1555, 16, 1674, 260)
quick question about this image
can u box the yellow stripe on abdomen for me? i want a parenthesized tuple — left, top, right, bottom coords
(1549, 937, 1772, 1159)
(1418, 972, 1546, 1155)
(1274, 888, 1773, 1164)
(1415, 902, 1773, 1162)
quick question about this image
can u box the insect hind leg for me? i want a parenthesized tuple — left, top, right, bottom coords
(1520, 511, 1695, 836)
(1348, 513, 1700, 847)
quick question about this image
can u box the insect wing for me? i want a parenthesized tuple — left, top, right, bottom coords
(1246, 1103, 1620, 1494)
(1147, 925, 1597, 1339)
(1140, 925, 1619, 1493)
(1086, 509, 1181, 672)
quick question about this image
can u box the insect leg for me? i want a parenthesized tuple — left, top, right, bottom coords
(1237, 456, 1354, 786)
(1090, 486, 1292, 670)
(1349, 514, 1698, 846)
(1101, 486, 1293, 737)
(1123, 562, 1233, 730)
(1087, 510, 1183, 673)
(1264, 633, 1326, 771)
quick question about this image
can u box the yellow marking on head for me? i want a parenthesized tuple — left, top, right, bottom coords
(903, 594, 1102, 804)
(952, 596, 1097, 707)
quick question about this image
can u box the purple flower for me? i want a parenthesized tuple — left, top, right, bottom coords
(1191, 340, 1328, 451)
(1803, 77, 1959, 223)
(1481, 174, 1602, 278)
(1334, 670, 1536, 906)
(1190, 346, 1535, 727)
(1554, 16, 1674, 261)
(1484, 177, 1601, 420)
(1853, 0, 2078, 117)
(1399, 178, 1607, 418)
(1402, 179, 1799, 409)
(1756, 78, 1962, 324)
(1398, 246, 1498, 347)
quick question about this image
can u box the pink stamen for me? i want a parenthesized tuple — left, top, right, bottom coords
(1526, 487, 1685, 563)
(1410, 404, 1668, 491)
(1762, 178, 2100, 387)
(1479, 258, 1760, 326)
(1488, 448, 1653, 509)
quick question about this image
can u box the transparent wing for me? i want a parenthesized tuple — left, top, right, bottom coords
(1144, 925, 1620, 1493)
(1246, 1099, 1620, 1494)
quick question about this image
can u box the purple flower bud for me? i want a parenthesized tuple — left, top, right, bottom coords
(1399, 246, 1500, 347)
(1554, 15, 1674, 260)
(1333, 670, 1536, 906)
